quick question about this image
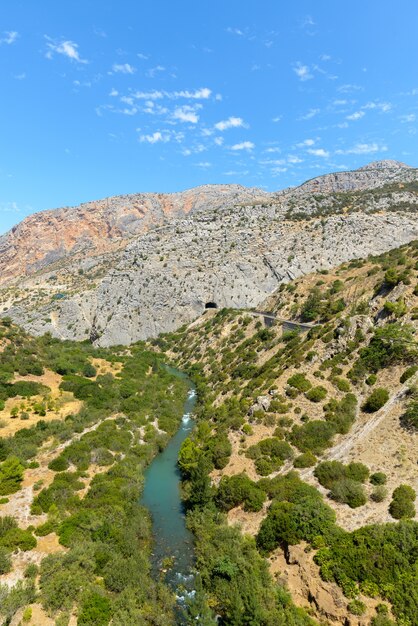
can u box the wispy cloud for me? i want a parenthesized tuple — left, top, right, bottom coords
(230, 141, 254, 151)
(173, 105, 200, 123)
(337, 83, 363, 93)
(111, 63, 136, 74)
(400, 113, 416, 123)
(363, 101, 392, 113)
(293, 62, 313, 81)
(336, 142, 387, 155)
(346, 110, 365, 121)
(132, 88, 212, 101)
(0, 31, 19, 45)
(297, 138, 315, 147)
(146, 65, 165, 78)
(139, 131, 170, 144)
(0, 201, 21, 213)
(299, 108, 320, 120)
(214, 116, 246, 131)
(45, 37, 87, 63)
(307, 148, 330, 158)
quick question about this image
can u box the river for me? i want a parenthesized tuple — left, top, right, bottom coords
(141, 368, 197, 619)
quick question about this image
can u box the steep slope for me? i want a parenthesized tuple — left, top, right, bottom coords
(1, 160, 418, 345)
(0, 184, 272, 285)
(159, 241, 418, 624)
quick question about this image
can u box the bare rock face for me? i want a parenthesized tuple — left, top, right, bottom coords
(289, 159, 417, 196)
(0, 185, 272, 285)
(1, 161, 418, 346)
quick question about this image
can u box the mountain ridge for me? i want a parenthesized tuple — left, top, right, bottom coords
(1, 160, 418, 346)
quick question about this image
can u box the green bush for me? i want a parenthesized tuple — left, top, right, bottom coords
(78, 592, 112, 626)
(305, 386, 327, 403)
(0, 456, 24, 495)
(400, 365, 418, 383)
(348, 599, 366, 616)
(293, 452, 317, 468)
(289, 421, 335, 454)
(400, 395, 418, 431)
(362, 388, 389, 413)
(389, 484, 416, 519)
(329, 478, 367, 508)
(287, 373, 312, 392)
(371, 486, 388, 503)
(370, 472, 387, 486)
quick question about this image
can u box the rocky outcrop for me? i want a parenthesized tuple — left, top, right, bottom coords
(290, 159, 417, 196)
(0, 185, 273, 285)
(1, 161, 418, 346)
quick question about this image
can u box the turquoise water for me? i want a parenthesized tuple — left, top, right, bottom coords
(141, 368, 197, 613)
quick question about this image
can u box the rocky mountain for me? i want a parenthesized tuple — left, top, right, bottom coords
(1, 160, 418, 346)
(0, 185, 272, 285)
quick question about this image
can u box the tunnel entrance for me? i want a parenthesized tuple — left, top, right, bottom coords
(205, 302, 218, 309)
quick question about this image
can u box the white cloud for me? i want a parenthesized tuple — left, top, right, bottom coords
(111, 63, 136, 74)
(109, 88, 119, 97)
(272, 116, 282, 123)
(299, 108, 320, 120)
(346, 110, 365, 121)
(337, 83, 363, 93)
(132, 88, 212, 101)
(214, 137, 224, 146)
(293, 62, 313, 81)
(137, 52, 149, 60)
(139, 131, 170, 144)
(195, 161, 212, 168)
(230, 141, 254, 151)
(0, 201, 21, 213)
(173, 105, 200, 123)
(260, 158, 286, 166)
(226, 27, 245, 36)
(214, 116, 246, 131)
(297, 138, 315, 147)
(336, 142, 387, 155)
(0, 31, 19, 45)
(174, 88, 212, 99)
(133, 90, 164, 100)
(307, 148, 330, 158)
(363, 101, 392, 113)
(45, 38, 87, 63)
(147, 65, 165, 78)
(288, 155, 303, 164)
(400, 113, 416, 123)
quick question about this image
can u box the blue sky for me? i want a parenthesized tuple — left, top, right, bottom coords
(0, 0, 417, 233)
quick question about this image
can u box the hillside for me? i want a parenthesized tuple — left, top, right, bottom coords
(1, 160, 418, 346)
(0, 320, 191, 624)
(156, 241, 418, 625)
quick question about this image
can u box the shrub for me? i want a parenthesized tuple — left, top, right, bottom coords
(330, 479, 367, 508)
(0, 546, 12, 574)
(289, 421, 335, 454)
(78, 592, 112, 626)
(333, 377, 350, 392)
(348, 599, 366, 616)
(345, 462, 369, 483)
(389, 484, 416, 519)
(400, 365, 418, 383)
(0, 456, 24, 495)
(362, 388, 389, 413)
(400, 396, 418, 431)
(371, 486, 388, 503)
(370, 472, 387, 486)
(305, 386, 327, 403)
(293, 452, 317, 468)
(287, 373, 312, 392)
